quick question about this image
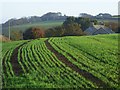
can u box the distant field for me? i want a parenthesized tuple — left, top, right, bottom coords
(2, 19, 118, 37)
(2, 20, 64, 37)
(2, 34, 119, 88)
(97, 19, 118, 23)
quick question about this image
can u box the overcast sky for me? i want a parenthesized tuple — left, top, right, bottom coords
(0, 0, 119, 23)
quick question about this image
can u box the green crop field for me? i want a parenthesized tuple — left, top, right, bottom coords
(1, 34, 119, 88)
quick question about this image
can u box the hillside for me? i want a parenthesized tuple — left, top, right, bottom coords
(2, 12, 66, 27)
(2, 12, 66, 37)
(2, 12, 119, 38)
(2, 20, 64, 38)
(2, 34, 119, 88)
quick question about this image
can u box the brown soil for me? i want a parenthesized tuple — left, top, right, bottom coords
(10, 41, 30, 76)
(45, 39, 109, 88)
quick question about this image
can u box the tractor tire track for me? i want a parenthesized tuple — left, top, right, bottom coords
(45, 39, 109, 88)
(10, 41, 30, 76)
(55, 41, 117, 85)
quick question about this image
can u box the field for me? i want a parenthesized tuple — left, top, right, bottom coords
(1, 34, 119, 88)
(97, 19, 118, 23)
(2, 20, 64, 37)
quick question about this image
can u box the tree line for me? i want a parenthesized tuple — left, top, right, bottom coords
(11, 16, 119, 40)
(23, 17, 97, 39)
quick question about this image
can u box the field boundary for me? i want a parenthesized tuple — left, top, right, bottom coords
(45, 39, 109, 88)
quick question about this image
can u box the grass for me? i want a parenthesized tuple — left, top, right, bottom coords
(97, 19, 118, 23)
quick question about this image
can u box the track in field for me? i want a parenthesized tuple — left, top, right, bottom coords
(10, 41, 30, 76)
(45, 39, 108, 88)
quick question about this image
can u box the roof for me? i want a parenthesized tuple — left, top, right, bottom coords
(93, 25, 104, 29)
(84, 25, 114, 35)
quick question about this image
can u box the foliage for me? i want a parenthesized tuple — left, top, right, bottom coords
(105, 22, 120, 33)
(63, 17, 93, 31)
(23, 27, 45, 39)
(75, 17, 91, 30)
(3, 12, 66, 27)
(45, 17, 89, 37)
(63, 22, 85, 36)
(11, 31, 23, 40)
(45, 26, 65, 37)
(2, 20, 64, 39)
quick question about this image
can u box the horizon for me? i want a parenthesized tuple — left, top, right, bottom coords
(1, 12, 118, 24)
(0, 0, 119, 23)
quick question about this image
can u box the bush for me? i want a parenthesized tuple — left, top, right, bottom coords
(105, 22, 119, 33)
(45, 26, 65, 37)
(23, 27, 44, 40)
(63, 17, 92, 31)
(11, 31, 23, 40)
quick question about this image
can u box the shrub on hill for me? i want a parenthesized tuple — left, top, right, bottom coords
(63, 17, 93, 31)
(45, 17, 89, 37)
(23, 27, 44, 40)
(23, 17, 96, 39)
(105, 22, 120, 33)
(45, 24, 86, 37)
(45, 26, 65, 37)
(11, 31, 23, 40)
(63, 22, 85, 36)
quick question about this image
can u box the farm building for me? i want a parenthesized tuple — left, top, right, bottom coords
(84, 23, 114, 35)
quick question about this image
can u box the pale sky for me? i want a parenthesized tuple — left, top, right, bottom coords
(0, 0, 119, 23)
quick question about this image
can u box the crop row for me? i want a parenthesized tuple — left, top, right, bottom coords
(2, 41, 28, 87)
(3, 39, 96, 88)
(20, 39, 97, 88)
(49, 36, 118, 88)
